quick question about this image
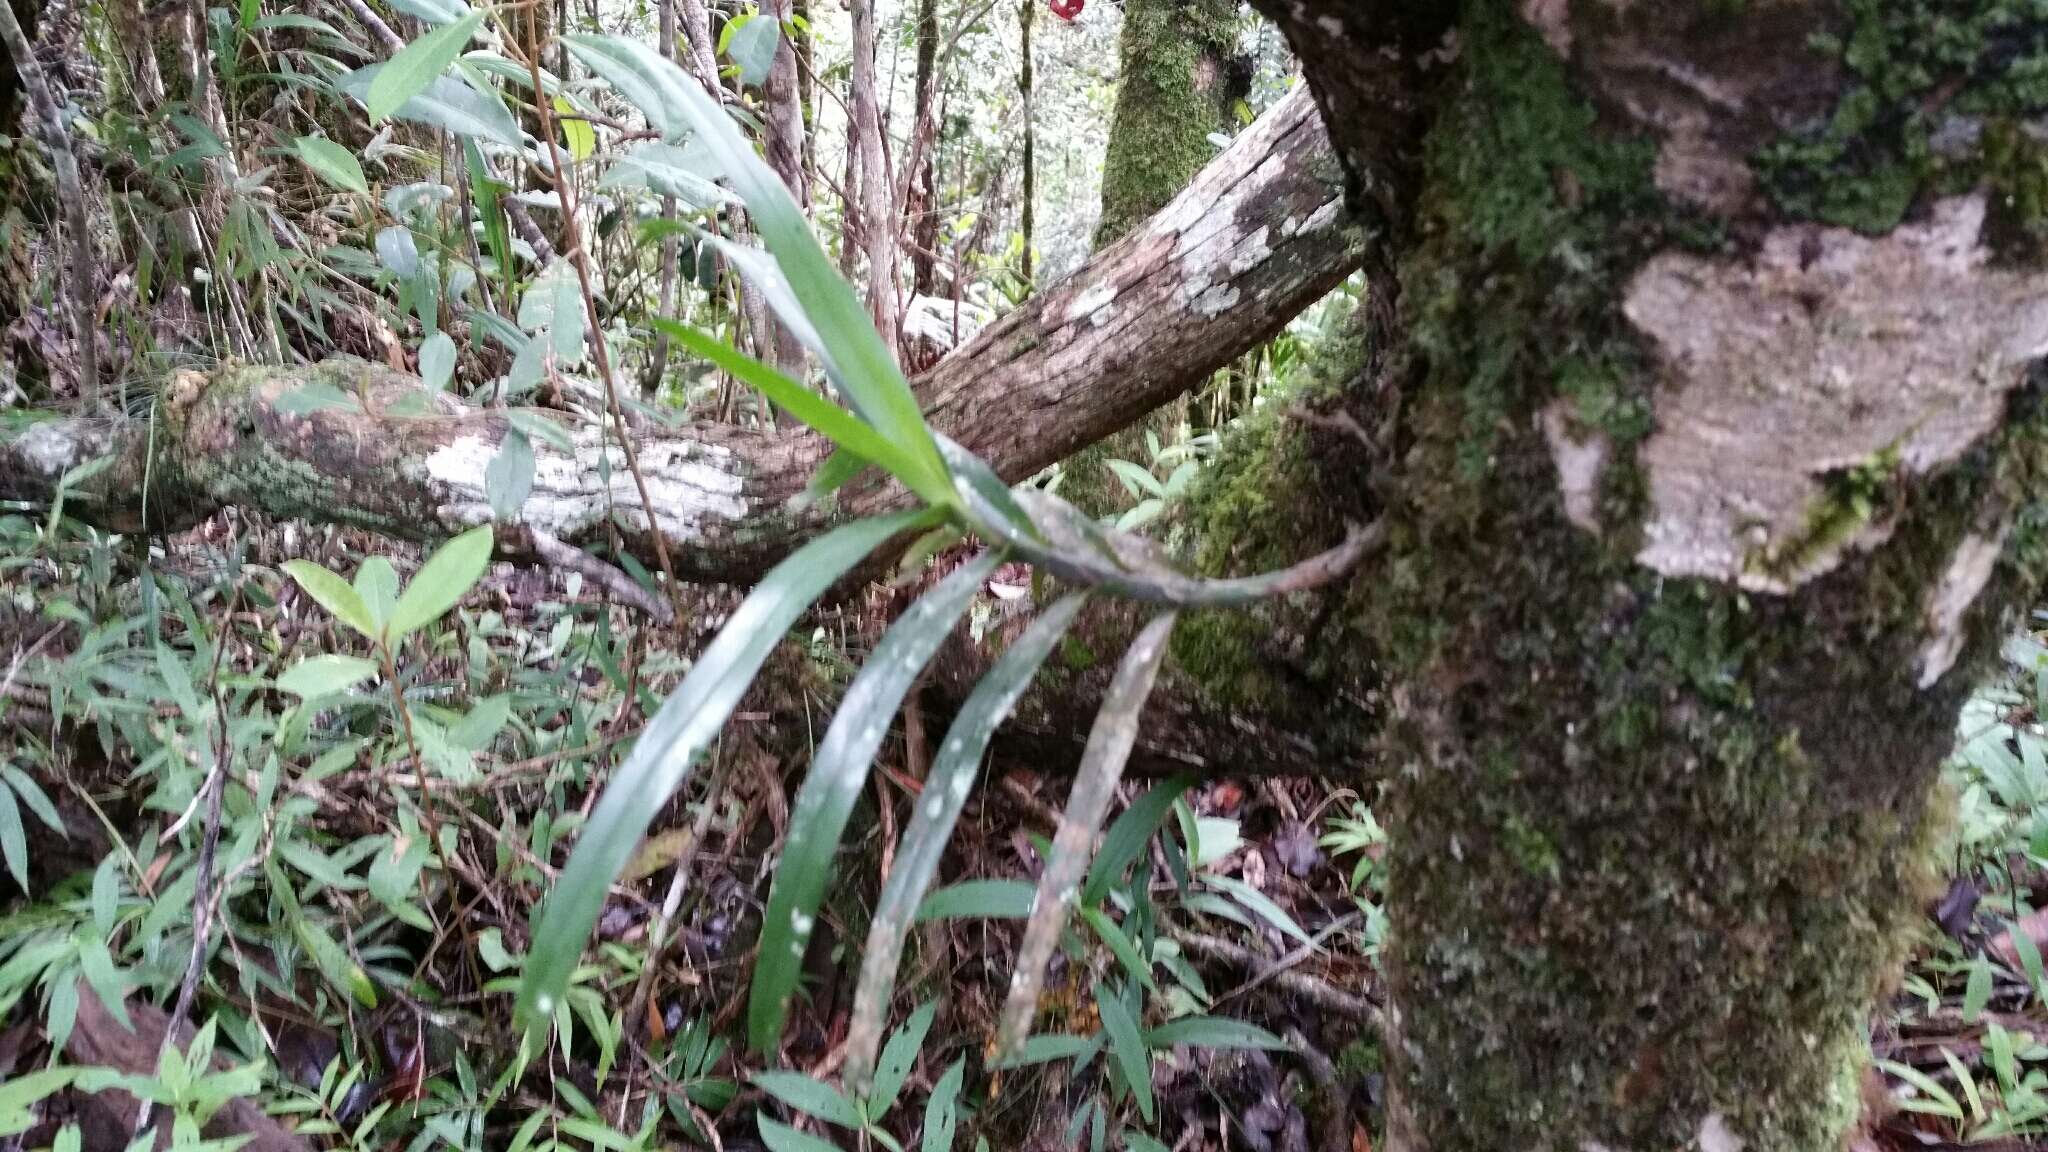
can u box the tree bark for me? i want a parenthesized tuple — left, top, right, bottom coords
(850, 0, 900, 358)
(1235, 2, 2048, 1149)
(1094, 0, 1241, 247)
(1017, 0, 1034, 287)
(0, 88, 1358, 583)
(908, 0, 941, 297)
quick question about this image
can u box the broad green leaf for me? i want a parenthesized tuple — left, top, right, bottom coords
(419, 332, 457, 391)
(751, 1072, 861, 1128)
(758, 1116, 843, 1152)
(1106, 459, 1164, 500)
(76, 935, 132, 1029)
(723, 12, 780, 87)
(987, 1034, 1098, 1069)
(869, 1000, 937, 1116)
(1125, 1136, 1170, 1152)
(486, 430, 535, 521)
(354, 556, 399, 633)
(554, 96, 595, 162)
(339, 65, 521, 146)
(605, 143, 737, 209)
(1144, 1015, 1285, 1051)
(1963, 955, 1994, 1022)
(913, 879, 1037, 922)
(563, 34, 945, 491)
(387, 0, 469, 23)
(992, 614, 1177, 1063)
(1095, 983, 1153, 1122)
(843, 596, 1085, 1090)
(649, 318, 946, 505)
(283, 560, 377, 638)
(375, 225, 421, 278)
(293, 136, 368, 196)
(749, 550, 1004, 1052)
(388, 525, 493, 642)
(520, 264, 588, 367)
(367, 13, 483, 124)
(1083, 774, 1196, 907)
(518, 509, 937, 1032)
(921, 1058, 964, 1152)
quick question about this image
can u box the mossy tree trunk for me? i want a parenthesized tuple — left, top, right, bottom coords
(1235, 1, 2048, 1149)
(1067, 0, 1248, 516)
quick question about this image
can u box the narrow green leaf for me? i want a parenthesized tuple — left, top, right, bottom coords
(1206, 874, 1314, 947)
(752, 1072, 861, 1128)
(76, 935, 132, 1029)
(1095, 983, 1153, 1123)
(648, 318, 948, 506)
(1081, 907, 1156, 993)
(987, 1034, 1098, 1069)
(991, 613, 1177, 1063)
(1125, 1135, 1170, 1152)
(912, 879, 1037, 922)
(293, 136, 368, 196)
(0, 766, 63, 834)
(520, 263, 588, 367)
(869, 1000, 937, 1117)
(518, 509, 936, 1032)
(1963, 955, 1993, 1022)
(367, 13, 483, 124)
(277, 654, 380, 698)
(748, 550, 1005, 1052)
(340, 65, 522, 146)
(388, 525, 493, 642)
(1144, 1015, 1285, 1051)
(758, 1116, 844, 1152)
(283, 560, 376, 638)
(0, 786, 24, 892)
(294, 914, 377, 1008)
(563, 34, 947, 492)
(387, 0, 469, 23)
(1082, 775, 1196, 907)
(486, 431, 535, 521)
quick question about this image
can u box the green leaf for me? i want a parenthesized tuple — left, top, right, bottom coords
(1124, 1135, 1170, 1152)
(748, 551, 1004, 1053)
(339, 64, 521, 146)
(554, 95, 595, 162)
(520, 263, 588, 367)
(486, 430, 535, 521)
(921, 1058, 964, 1152)
(294, 912, 377, 1008)
(0, 785, 24, 892)
(1207, 875, 1313, 947)
(869, 1000, 937, 1116)
(1083, 775, 1196, 907)
(752, 1072, 861, 1128)
(283, 560, 377, 638)
(354, 556, 399, 633)
(1143, 1015, 1285, 1051)
(987, 1034, 1098, 1069)
(388, 525, 493, 643)
(605, 142, 737, 209)
(419, 331, 457, 391)
(1080, 907, 1155, 993)
(913, 879, 1037, 922)
(1963, 955, 1994, 1022)
(294, 136, 368, 196)
(649, 318, 948, 506)
(387, 0, 469, 23)
(277, 654, 380, 698)
(563, 34, 946, 492)
(2013, 920, 2048, 1007)
(367, 13, 483, 124)
(1095, 983, 1153, 1123)
(76, 935, 132, 1030)
(724, 11, 780, 87)
(757, 1116, 844, 1152)
(518, 509, 936, 1032)
(1106, 460, 1164, 500)
(0, 766, 63, 835)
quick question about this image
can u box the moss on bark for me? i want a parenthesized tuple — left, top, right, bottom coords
(1362, 4, 2048, 1149)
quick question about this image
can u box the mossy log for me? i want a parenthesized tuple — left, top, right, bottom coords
(1239, 1, 2048, 1149)
(0, 87, 1358, 582)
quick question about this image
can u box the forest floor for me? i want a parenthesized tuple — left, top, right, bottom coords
(1, 509, 2045, 1152)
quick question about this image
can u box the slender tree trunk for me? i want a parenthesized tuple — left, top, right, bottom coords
(760, 0, 810, 387)
(1231, 2, 2048, 1148)
(907, 0, 941, 297)
(850, 0, 899, 360)
(1016, 0, 1033, 287)
(0, 0, 95, 406)
(643, 0, 682, 394)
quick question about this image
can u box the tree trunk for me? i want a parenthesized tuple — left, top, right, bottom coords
(850, 0, 900, 359)
(1017, 0, 1034, 287)
(908, 0, 941, 297)
(1240, 2, 2048, 1149)
(0, 88, 1357, 582)
(760, 0, 810, 384)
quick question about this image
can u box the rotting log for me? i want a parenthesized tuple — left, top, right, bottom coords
(0, 86, 1358, 584)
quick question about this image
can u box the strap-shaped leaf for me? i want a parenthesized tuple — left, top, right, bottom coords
(367, 12, 482, 123)
(990, 612, 1177, 1063)
(518, 509, 937, 1032)
(561, 33, 947, 498)
(746, 549, 1005, 1052)
(843, 593, 1087, 1090)
(649, 318, 947, 505)
(1081, 774, 1195, 907)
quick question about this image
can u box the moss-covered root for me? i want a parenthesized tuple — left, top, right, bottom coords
(1366, 2, 2048, 1150)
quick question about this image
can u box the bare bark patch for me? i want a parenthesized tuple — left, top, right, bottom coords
(1916, 528, 2009, 689)
(1628, 195, 2048, 592)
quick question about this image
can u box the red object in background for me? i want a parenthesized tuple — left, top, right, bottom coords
(1049, 0, 1083, 20)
